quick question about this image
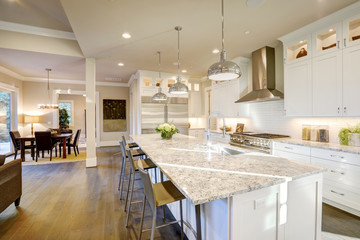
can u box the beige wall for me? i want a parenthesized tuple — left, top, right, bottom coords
(21, 81, 129, 144)
(58, 94, 86, 136)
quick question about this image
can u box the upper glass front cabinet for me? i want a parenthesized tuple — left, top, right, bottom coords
(286, 39, 309, 62)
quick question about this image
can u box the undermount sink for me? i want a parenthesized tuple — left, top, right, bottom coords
(220, 147, 245, 156)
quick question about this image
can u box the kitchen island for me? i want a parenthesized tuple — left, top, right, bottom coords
(130, 134, 324, 240)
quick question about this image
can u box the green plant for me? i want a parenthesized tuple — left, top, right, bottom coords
(338, 123, 360, 145)
(59, 108, 70, 129)
(155, 123, 179, 139)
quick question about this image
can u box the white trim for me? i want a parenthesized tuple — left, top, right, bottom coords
(0, 20, 76, 40)
(0, 66, 24, 80)
(99, 140, 120, 147)
(85, 157, 97, 168)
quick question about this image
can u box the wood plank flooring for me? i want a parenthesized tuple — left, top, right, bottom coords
(0, 147, 186, 240)
(0, 146, 359, 240)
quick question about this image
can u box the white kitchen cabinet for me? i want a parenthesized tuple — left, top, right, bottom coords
(312, 51, 342, 116)
(342, 44, 360, 116)
(188, 90, 202, 117)
(312, 23, 342, 57)
(272, 142, 311, 164)
(284, 59, 312, 116)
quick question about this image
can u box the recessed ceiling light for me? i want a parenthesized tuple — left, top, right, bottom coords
(212, 49, 220, 54)
(118, 62, 124, 66)
(329, 28, 334, 32)
(299, 40, 304, 44)
(244, 30, 250, 35)
(182, 69, 187, 73)
(122, 32, 131, 39)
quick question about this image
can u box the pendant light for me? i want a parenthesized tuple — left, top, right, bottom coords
(169, 26, 188, 94)
(208, 0, 241, 81)
(37, 68, 59, 109)
(152, 51, 168, 101)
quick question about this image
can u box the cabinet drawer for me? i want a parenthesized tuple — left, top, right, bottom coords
(312, 157, 360, 190)
(323, 182, 360, 211)
(311, 148, 360, 166)
(273, 149, 311, 164)
(273, 142, 311, 156)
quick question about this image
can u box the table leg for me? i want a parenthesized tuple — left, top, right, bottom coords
(195, 204, 202, 240)
(20, 139, 26, 162)
(62, 138, 67, 159)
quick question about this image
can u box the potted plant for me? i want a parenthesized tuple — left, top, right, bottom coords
(338, 124, 360, 146)
(155, 123, 179, 139)
(59, 108, 70, 130)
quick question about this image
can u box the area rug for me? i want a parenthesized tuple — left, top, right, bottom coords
(20, 151, 86, 166)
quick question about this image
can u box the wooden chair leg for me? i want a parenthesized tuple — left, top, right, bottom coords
(59, 145, 61, 157)
(50, 149, 52, 161)
(73, 146, 77, 156)
(14, 149, 17, 160)
(36, 150, 38, 162)
(42, 150, 44, 158)
(55, 146, 57, 157)
(14, 197, 21, 207)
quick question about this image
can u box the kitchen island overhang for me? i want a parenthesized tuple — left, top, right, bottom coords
(130, 134, 325, 240)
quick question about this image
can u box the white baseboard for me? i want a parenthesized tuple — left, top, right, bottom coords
(99, 140, 120, 147)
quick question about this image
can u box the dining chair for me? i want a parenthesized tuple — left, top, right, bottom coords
(124, 147, 157, 228)
(34, 131, 57, 161)
(137, 160, 187, 240)
(9, 131, 35, 160)
(60, 129, 81, 156)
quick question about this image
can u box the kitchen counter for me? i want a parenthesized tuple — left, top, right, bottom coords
(131, 134, 323, 205)
(130, 133, 324, 240)
(274, 138, 360, 154)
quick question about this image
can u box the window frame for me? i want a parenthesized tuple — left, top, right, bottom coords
(58, 100, 74, 127)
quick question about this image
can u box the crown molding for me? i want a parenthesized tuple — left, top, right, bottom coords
(0, 66, 129, 87)
(0, 20, 76, 40)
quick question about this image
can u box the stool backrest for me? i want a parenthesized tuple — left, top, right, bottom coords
(123, 145, 137, 176)
(121, 135, 127, 146)
(136, 159, 156, 212)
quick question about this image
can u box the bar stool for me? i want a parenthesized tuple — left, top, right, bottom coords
(137, 160, 186, 240)
(124, 147, 157, 227)
(118, 140, 147, 198)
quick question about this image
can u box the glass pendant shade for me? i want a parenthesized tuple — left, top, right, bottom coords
(169, 26, 188, 94)
(208, 0, 241, 81)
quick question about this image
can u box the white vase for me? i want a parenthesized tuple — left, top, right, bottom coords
(349, 133, 360, 147)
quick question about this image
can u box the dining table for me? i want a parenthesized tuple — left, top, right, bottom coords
(16, 133, 73, 162)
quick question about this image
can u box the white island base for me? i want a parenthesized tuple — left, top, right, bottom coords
(151, 170, 322, 240)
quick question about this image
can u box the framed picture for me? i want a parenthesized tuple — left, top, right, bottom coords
(103, 99, 126, 132)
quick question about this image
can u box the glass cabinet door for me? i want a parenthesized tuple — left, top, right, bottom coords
(343, 13, 360, 48)
(312, 23, 341, 56)
(284, 35, 311, 63)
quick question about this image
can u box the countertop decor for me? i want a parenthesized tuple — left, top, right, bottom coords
(155, 123, 179, 139)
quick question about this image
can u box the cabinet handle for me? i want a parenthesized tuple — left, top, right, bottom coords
(330, 154, 344, 159)
(344, 38, 346, 47)
(337, 40, 340, 49)
(343, 106, 347, 114)
(337, 107, 340, 114)
(330, 170, 345, 175)
(331, 190, 345, 196)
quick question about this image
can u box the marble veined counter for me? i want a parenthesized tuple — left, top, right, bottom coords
(130, 134, 324, 205)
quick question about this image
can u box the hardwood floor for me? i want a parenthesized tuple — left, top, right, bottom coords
(1, 146, 359, 240)
(0, 147, 186, 240)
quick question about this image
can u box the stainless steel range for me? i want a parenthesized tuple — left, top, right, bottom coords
(230, 132, 289, 153)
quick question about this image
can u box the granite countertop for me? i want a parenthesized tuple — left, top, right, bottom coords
(274, 138, 360, 155)
(130, 134, 324, 205)
(188, 127, 206, 130)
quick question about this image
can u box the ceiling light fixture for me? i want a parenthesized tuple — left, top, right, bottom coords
(169, 26, 188, 95)
(118, 62, 124, 66)
(208, 0, 241, 81)
(122, 32, 131, 39)
(212, 49, 220, 54)
(244, 30, 250, 35)
(329, 28, 334, 32)
(152, 51, 168, 101)
(37, 68, 59, 109)
(182, 69, 187, 73)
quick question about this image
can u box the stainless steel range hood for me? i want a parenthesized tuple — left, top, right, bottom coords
(235, 46, 283, 103)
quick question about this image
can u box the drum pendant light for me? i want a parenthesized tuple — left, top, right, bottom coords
(152, 51, 168, 101)
(169, 26, 188, 94)
(208, 0, 241, 81)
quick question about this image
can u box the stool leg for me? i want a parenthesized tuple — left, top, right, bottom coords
(138, 195, 146, 240)
(119, 157, 127, 199)
(126, 171, 135, 227)
(118, 156, 126, 191)
(180, 200, 184, 240)
(150, 210, 157, 240)
(161, 171, 165, 220)
(124, 169, 132, 211)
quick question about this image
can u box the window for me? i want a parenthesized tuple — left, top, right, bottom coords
(0, 90, 11, 154)
(59, 101, 73, 125)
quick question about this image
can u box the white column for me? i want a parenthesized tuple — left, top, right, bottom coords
(85, 58, 97, 167)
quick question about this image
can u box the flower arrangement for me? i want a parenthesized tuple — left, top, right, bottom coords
(155, 123, 179, 139)
(338, 123, 360, 146)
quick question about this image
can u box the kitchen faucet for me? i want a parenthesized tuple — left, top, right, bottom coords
(207, 115, 211, 141)
(222, 117, 226, 137)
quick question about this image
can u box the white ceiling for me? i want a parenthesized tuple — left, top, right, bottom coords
(0, 0, 358, 83)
